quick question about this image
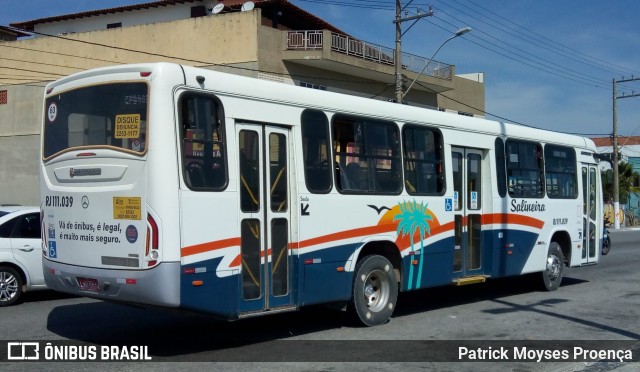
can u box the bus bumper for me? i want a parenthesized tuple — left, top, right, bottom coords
(43, 259, 181, 307)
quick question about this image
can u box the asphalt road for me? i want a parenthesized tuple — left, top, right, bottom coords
(2, 230, 639, 371)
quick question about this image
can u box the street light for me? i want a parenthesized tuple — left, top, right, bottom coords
(402, 26, 472, 100)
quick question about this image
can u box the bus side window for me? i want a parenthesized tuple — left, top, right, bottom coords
(239, 130, 260, 212)
(506, 139, 544, 198)
(332, 115, 401, 194)
(544, 144, 577, 199)
(402, 125, 445, 195)
(179, 93, 227, 191)
(495, 137, 507, 197)
(301, 110, 332, 193)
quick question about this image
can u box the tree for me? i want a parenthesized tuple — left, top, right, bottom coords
(601, 161, 638, 205)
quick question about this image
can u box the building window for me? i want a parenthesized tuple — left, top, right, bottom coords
(0, 90, 7, 105)
(107, 22, 122, 29)
(191, 6, 207, 18)
(299, 82, 327, 90)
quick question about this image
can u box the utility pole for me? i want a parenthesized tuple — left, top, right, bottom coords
(394, 0, 403, 103)
(393, 0, 433, 103)
(612, 76, 640, 229)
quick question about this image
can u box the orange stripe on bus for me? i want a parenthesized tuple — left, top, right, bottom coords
(181, 213, 543, 258)
(482, 213, 544, 229)
(297, 223, 397, 249)
(182, 237, 241, 257)
(230, 254, 241, 268)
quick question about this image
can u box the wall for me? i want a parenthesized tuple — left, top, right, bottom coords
(438, 74, 485, 116)
(0, 84, 43, 204)
(0, 11, 261, 204)
(32, 3, 195, 37)
(1, 11, 260, 84)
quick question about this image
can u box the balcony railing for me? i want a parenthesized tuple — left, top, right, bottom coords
(286, 30, 453, 80)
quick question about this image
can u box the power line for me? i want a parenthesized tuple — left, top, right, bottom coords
(0, 65, 63, 78)
(431, 7, 612, 86)
(428, 14, 609, 89)
(414, 80, 609, 136)
(457, 0, 640, 77)
(3, 26, 402, 88)
(422, 16, 606, 89)
(297, 0, 638, 92)
(0, 44, 123, 65)
(434, 1, 639, 92)
(1, 57, 86, 72)
(296, 0, 396, 10)
(2, 6, 630, 138)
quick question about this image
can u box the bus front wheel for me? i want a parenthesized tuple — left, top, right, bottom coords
(349, 255, 398, 326)
(541, 242, 564, 291)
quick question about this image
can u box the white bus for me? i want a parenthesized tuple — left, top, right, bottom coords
(40, 63, 603, 326)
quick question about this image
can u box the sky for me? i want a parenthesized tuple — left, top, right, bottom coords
(2, 0, 640, 138)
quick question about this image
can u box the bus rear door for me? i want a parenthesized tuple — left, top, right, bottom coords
(580, 163, 600, 265)
(237, 123, 294, 314)
(451, 147, 488, 283)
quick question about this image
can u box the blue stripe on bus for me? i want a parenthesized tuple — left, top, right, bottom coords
(180, 228, 541, 316)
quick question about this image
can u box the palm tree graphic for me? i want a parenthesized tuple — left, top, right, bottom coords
(394, 200, 432, 290)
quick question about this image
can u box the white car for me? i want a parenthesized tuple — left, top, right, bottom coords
(0, 206, 46, 306)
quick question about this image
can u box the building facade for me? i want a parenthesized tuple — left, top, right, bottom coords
(0, 0, 485, 205)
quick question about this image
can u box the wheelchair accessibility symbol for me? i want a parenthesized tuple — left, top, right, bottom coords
(48, 241, 57, 258)
(445, 198, 453, 212)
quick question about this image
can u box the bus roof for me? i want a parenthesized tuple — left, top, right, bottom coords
(46, 62, 593, 151)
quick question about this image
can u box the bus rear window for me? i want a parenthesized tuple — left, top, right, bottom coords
(43, 82, 148, 159)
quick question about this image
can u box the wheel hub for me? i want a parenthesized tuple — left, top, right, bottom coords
(0, 273, 17, 300)
(363, 270, 388, 312)
(364, 282, 378, 306)
(546, 255, 561, 280)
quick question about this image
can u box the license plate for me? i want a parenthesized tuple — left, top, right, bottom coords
(77, 277, 100, 292)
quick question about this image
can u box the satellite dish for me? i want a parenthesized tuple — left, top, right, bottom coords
(241, 1, 255, 11)
(212, 3, 225, 14)
(206, 2, 225, 15)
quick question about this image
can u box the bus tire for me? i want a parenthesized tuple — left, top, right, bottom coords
(601, 235, 611, 256)
(349, 255, 398, 327)
(541, 242, 564, 291)
(0, 266, 23, 307)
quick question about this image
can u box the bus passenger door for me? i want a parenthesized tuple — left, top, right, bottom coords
(451, 147, 486, 280)
(237, 123, 294, 314)
(581, 164, 599, 264)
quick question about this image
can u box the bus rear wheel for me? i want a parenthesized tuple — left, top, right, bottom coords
(541, 242, 564, 291)
(349, 255, 398, 326)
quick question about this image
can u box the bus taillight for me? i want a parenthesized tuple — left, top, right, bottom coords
(146, 213, 159, 267)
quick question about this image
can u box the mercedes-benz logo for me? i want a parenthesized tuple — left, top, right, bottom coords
(81, 195, 89, 209)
